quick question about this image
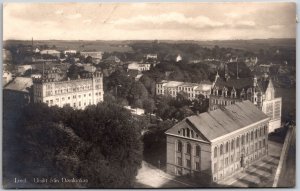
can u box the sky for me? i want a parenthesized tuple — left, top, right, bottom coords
(3, 2, 296, 41)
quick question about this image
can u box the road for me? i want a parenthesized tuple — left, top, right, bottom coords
(134, 161, 195, 188)
(217, 140, 282, 187)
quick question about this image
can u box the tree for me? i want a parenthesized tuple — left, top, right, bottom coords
(7, 102, 143, 188)
(142, 98, 155, 114)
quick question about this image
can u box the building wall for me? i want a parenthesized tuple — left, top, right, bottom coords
(262, 97, 282, 132)
(166, 135, 212, 181)
(33, 73, 103, 110)
(156, 82, 212, 100)
(211, 120, 269, 182)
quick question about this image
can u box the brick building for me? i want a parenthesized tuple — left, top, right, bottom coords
(165, 101, 269, 184)
(209, 72, 281, 133)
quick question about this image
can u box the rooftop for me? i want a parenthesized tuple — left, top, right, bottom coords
(4, 77, 33, 93)
(166, 100, 269, 142)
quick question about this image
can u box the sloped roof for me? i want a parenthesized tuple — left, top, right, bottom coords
(215, 77, 253, 90)
(4, 77, 33, 93)
(166, 100, 269, 142)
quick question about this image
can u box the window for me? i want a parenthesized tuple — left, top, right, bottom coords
(231, 154, 234, 163)
(231, 140, 235, 150)
(214, 147, 218, 158)
(255, 130, 258, 139)
(259, 141, 262, 149)
(242, 135, 245, 145)
(236, 137, 240, 148)
(186, 159, 191, 168)
(177, 141, 182, 152)
(246, 133, 249, 143)
(191, 131, 194, 138)
(187, 143, 192, 155)
(195, 162, 200, 170)
(220, 144, 224, 155)
(177, 157, 182, 166)
(251, 131, 254, 141)
(255, 143, 258, 150)
(264, 126, 267, 135)
(260, 128, 262, 137)
(183, 129, 185, 136)
(187, 129, 190, 137)
(226, 142, 229, 153)
(225, 157, 228, 166)
(196, 145, 201, 156)
(263, 139, 266, 147)
(214, 162, 218, 173)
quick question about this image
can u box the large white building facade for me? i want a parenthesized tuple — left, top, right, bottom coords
(156, 80, 213, 100)
(33, 71, 104, 110)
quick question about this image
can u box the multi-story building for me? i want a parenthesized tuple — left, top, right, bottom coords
(127, 62, 151, 72)
(156, 80, 212, 100)
(33, 71, 103, 110)
(81, 51, 103, 60)
(165, 101, 269, 184)
(209, 72, 281, 133)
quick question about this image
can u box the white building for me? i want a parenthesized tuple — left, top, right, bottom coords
(64, 50, 77, 54)
(33, 71, 104, 110)
(127, 62, 151, 72)
(156, 80, 213, 100)
(176, 54, 182, 62)
(81, 51, 103, 59)
(146, 54, 158, 60)
(40, 49, 61, 57)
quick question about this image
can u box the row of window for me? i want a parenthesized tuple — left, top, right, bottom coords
(213, 143, 266, 173)
(178, 128, 199, 139)
(177, 158, 201, 171)
(211, 99, 235, 106)
(214, 126, 267, 157)
(177, 141, 201, 156)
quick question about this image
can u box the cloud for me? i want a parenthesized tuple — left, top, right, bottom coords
(66, 13, 82, 19)
(112, 12, 224, 30)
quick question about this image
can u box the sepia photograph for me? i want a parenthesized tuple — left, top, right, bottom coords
(2, 2, 296, 189)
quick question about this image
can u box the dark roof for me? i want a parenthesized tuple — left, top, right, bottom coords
(166, 100, 269, 142)
(215, 77, 253, 90)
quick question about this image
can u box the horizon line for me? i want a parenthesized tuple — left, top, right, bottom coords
(4, 37, 296, 42)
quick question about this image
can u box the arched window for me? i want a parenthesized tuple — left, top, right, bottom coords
(242, 135, 245, 145)
(177, 141, 182, 152)
(260, 128, 262, 137)
(220, 144, 224, 155)
(196, 145, 201, 156)
(214, 147, 218, 158)
(246, 133, 249, 143)
(231, 140, 235, 150)
(187, 143, 191, 154)
(226, 142, 229, 153)
(236, 137, 240, 148)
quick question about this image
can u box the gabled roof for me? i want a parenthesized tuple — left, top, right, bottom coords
(166, 100, 269, 142)
(215, 77, 253, 90)
(4, 77, 33, 93)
